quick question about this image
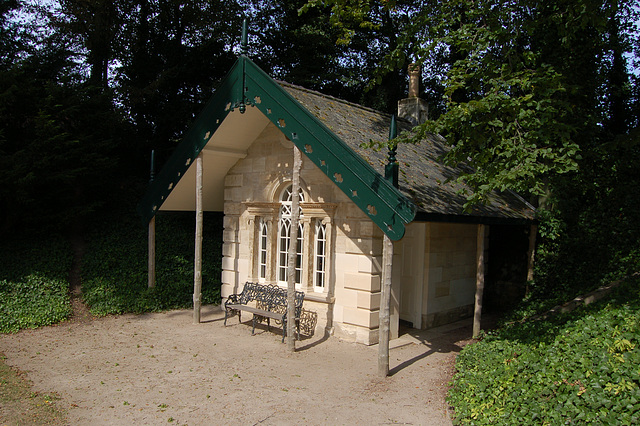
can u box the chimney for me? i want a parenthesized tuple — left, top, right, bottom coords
(398, 63, 429, 126)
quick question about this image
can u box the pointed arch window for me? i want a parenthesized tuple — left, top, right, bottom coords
(258, 218, 268, 281)
(246, 183, 335, 295)
(314, 220, 327, 290)
(278, 185, 304, 285)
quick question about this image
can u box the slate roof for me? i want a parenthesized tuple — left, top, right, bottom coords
(283, 82, 535, 224)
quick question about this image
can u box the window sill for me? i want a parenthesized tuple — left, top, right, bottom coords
(304, 292, 335, 304)
(269, 283, 333, 303)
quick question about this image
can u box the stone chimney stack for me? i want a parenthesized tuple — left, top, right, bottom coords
(398, 63, 429, 126)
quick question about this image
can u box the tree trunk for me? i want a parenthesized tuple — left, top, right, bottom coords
(378, 233, 394, 377)
(286, 147, 302, 351)
(473, 224, 485, 338)
(193, 153, 203, 324)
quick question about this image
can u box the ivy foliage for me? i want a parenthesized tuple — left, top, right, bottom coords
(82, 211, 222, 316)
(0, 235, 73, 333)
(0, 203, 224, 331)
(448, 277, 640, 425)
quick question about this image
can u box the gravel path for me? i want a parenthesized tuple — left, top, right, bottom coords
(0, 305, 478, 425)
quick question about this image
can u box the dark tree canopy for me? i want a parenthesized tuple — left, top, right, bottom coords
(305, 0, 639, 207)
(1, 0, 639, 296)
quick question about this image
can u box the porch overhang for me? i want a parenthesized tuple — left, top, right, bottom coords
(137, 56, 417, 241)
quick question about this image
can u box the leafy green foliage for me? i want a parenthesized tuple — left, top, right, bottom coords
(82, 211, 222, 316)
(1, 193, 224, 331)
(526, 129, 640, 311)
(0, 275, 72, 333)
(404, 0, 607, 207)
(306, 0, 639, 209)
(448, 277, 640, 425)
(0, 235, 72, 333)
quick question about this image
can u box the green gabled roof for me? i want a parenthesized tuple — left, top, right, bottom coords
(137, 56, 417, 241)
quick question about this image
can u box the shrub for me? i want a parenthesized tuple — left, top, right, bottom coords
(0, 275, 72, 333)
(0, 236, 73, 333)
(82, 211, 222, 316)
(448, 277, 640, 425)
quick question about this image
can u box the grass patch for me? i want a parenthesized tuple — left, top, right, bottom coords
(0, 235, 72, 333)
(448, 276, 640, 425)
(0, 353, 67, 424)
(82, 211, 222, 316)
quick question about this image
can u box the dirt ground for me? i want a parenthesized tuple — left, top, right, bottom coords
(0, 305, 479, 425)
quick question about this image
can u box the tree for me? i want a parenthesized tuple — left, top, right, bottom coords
(244, 0, 420, 113)
(115, 0, 243, 162)
(305, 0, 640, 304)
(0, 1, 131, 233)
(305, 0, 639, 207)
(0, 39, 123, 231)
(0, 0, 25, 69)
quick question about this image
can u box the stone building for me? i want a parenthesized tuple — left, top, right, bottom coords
(138, 55, 535, 345)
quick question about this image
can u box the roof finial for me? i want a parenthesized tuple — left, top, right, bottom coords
(240, 19, 248, 55)
(385, 115, 399, 188)
(388, 114, 397, 140)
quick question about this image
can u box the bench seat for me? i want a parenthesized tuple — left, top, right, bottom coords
(224, 282, 304, 342)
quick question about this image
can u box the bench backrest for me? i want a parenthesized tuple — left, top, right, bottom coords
(239, 282, 304, 315)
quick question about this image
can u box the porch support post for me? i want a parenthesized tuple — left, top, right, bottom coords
(378, 233, 394, 377)
(148, 150, 156, 289)
(148, 216, 156, 288)
(379, 115, 397, 377)
(473, 224, 486, 338)
(286, 146, 302, 351)
(193, 152, 203, 324)
(526, 224, 538, 295)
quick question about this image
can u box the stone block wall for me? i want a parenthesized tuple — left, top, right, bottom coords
(422, 222, 485, 328)
(218, 121, 488, 343)
(220, 122, 385, 345)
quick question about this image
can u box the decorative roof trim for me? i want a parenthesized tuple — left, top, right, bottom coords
(138, 56, 417, 241)
(137, 59, 245, 223)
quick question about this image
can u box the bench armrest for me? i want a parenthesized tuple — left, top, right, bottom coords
(225, 294, 240, 306)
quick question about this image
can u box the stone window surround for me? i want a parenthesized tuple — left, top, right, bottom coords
(245, 201, 337, 302)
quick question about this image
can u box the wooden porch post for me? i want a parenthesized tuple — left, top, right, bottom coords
(526, 224, 538, 295)
(193, 152, 203, 324)
(379, 115, 397, 377)
(473, 224, 486, 338)
(378, 233, 394, 377)
(286, 146, 302, 351)
(148, 150, 156, 289)
(148, 216, 156, 288)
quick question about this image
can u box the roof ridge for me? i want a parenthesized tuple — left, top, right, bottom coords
(276, 80, 399, 121)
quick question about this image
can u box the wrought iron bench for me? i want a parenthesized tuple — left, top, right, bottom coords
(224, 282, 304, 342)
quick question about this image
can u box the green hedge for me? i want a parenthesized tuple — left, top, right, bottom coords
(0, 236, 73, 333)
(81, 211, 222, 316)
(1, 208, 224, 331)
(448, 277, 640, 424)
